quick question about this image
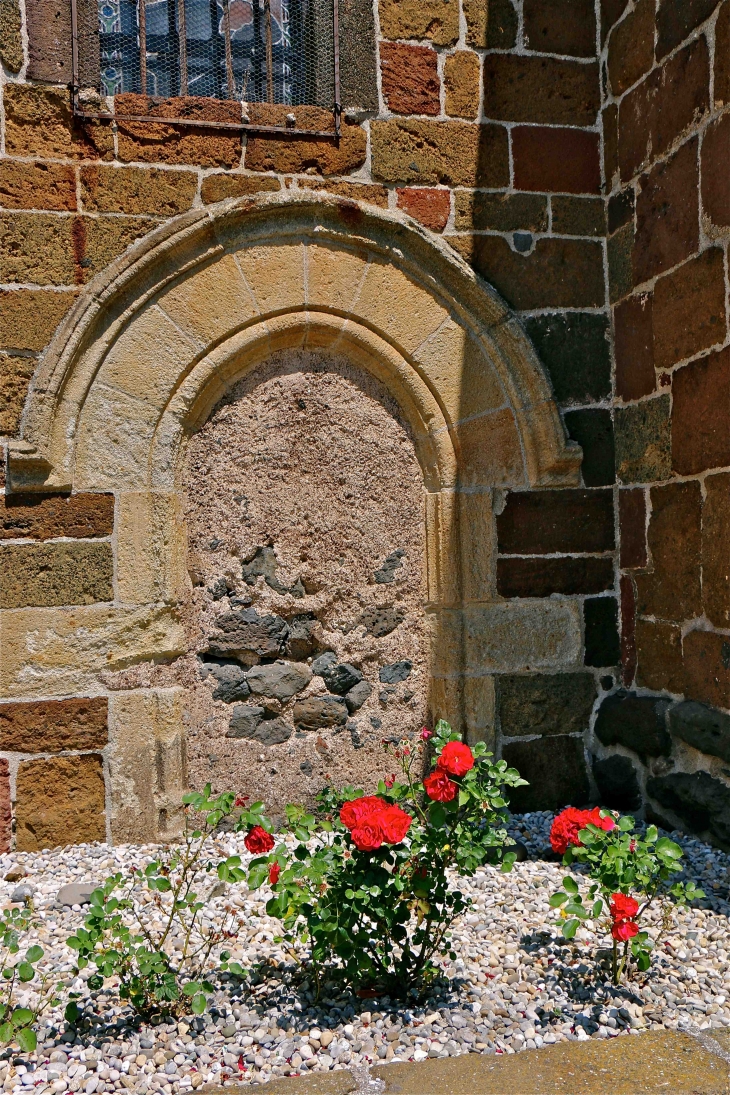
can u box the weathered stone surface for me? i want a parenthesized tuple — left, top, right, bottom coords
(525, 313, 610, 406)
(345, 681, 373, 713)
(716, 0, 730, 108)
(683, 628, 730, 709)
(246, 661, 312, 700)
(380, 43, 440, 116)
(592, 754, 642, 811)
(57, 882, 97, 906)
(0, 696, 107, 752)
(497, 673, 597, 738)
(563, 408, 615, 487)
(703, 473, 730, 628)
(0, 161, 76, 211)
(496, 556, 614, 598)
(0, 0, 22, 71)
(207, 608, 289, 664)
(202, 662, 251, 704)
(80, 165, 198, 216)
(115, 95, 241, 168)
(117, 491, 187, 607)
(321, 662, 363, 696)
(635, 619, 684, 693)
(379, 661, 413, 685)
(396, 188, 451, 232)
(656, 0, 717, 59)
(289, 179, 389, 207)
(15, 755, 106, 851)
(615, 395, 671, 483)
(378, 0, 459, 45)
(0, 355, 35, 436)
(455, 192, 547, 233)
(614, 293, 655, 403)
(0, 289, 76, 353)
(444, 52, 481, 118)
(0, 761, 11, 854)
(497, 489, 614, 555)
(370, 120, 509, 188)
(3, 84, 113, 162)
(286, 614, 321, 661)
(619, 489, 647, 569)
(502, 735, 589, 812)
(228, 706, 292, 745)
(551, 196, 606, 237)
(293, 697, 349, 731)
(358, 606, 405, 637)
(0, 493, 114, 541)
(241, 546, 304, 597)
(512, 127, 601, 195)
(594, 690, 671, 759)
(0, 542, 114, 609)
(482, 55, 600, 126)
(635, 481, 702, 623)
(464, 0, 517, 47)
(607, 0, 654, 96)
(633, 140, 699, 285)
(584, 597, 620, 668)
(669, 700, 730, 763)
(654, 249, 726, 371)
(245, 111, 366, 175)
(673, 346, 730, 476)
(647, 771, 730, 847)
(434, 602, 582, 676)
(312, 652, 338, 676)
(523, 0, 596, 57)
(201, 174, 280, 204)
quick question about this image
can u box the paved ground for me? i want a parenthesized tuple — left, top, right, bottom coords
(200, 1030, 730, 1093)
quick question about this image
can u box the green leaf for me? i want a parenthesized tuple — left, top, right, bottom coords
(12, 1009, 33, 1028)
(25, 946, 43, 963)
(16, 1027, 36, 1053)
(64, 1002, 81, 1025)
(0, 1024, 12, 1045)
(549, 893, 568, 907)
(191, 993, 207, 1015)
(16, 963, 34, 983)
(182, 983, 200, 996)
(656, 837, 683, 859)
(563, 876, 579, 894)
(562, 918, 579, 939)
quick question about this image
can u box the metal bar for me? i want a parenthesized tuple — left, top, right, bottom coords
(264, 0, 274, 103)
(71, 108, 338, 136)
(178, 0, 188, 95)
(332, 0, 340, 136)
(70, 0, 80, 93)
(139, 0, 147, 94)
(252, 0, 263, 100)
(222, 0, 236, 97)
(208, 0, 224, 96)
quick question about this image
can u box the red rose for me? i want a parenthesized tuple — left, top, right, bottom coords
(549, 807, 592, 854)
(586, 807, 616, 833)
(609, 893, 639, 921)
(420, 727, 433, 740)
(340, 795, 383, 830)
(437, 741, 475, 777)
(379, 804, 412, 844)
(244, 825, 275, 854)
(611, 919, 639, 941)
(424, 769, 458, 802)
(268, 862, 281, 885)
(351, 822, 384, 851)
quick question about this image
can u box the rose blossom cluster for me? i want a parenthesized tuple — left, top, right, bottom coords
(609, 893, 640, 940)
(550, 806, 616, 855)
(340, 796, 412, 851)
(423, 741, 475, 802)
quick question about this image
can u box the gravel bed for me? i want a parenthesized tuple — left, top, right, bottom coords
(0, 813, 729, 1092)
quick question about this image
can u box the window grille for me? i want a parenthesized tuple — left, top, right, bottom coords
(71, 0, 340, 135)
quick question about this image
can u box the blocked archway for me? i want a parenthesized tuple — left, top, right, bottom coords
(5, 192, 581, 842)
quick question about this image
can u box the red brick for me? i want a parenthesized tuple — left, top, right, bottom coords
(380, 43, 440, 116)
(0, 492, 114, 540)
(702, 112, 730, 228)
(672, 346, 730, 475)
(607, 0, 655, 96)
(620, 574, 637, 687)
(0, 697, 108, 752)
(496, 556, 614, 598)
(635, 481, 703, 623)
(653, 248, 726, 370)
(716, 0, 730, 107)
(396, 188, 450, 231)
(656, 0, 718, 60)
(703, 472, 730, 629)
(497, 489, 615, 555)
(633, 139, 699, 286)
(683, 628, 730, 709)
(511, 127, 600, 195)
(523, 0, 596, 57)
(635, 618, 684, 693)
(482, 55, 600, 126)
(115, 95, 241, 168)
(619, 488, 647, 568)
(614, 294, 655, 401)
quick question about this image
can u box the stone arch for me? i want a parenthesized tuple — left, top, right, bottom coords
(6, 192, 582, 836)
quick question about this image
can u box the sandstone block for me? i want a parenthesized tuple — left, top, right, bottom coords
(380, 43, 440, 116)
(483, 55, 600, 126)
(497, 489, 614, 555)
(452, 407, 525, 488)
(117, 492, 187, 606)
(378, 0, 459, 45)
(0, 760, 10, 854)
(74, 216, 156, 285)
(0, 356, 35, 436)
(80, 165, 198, 216)
(0, 493, 114, 541)
(523, 0, 596, 57)
(0, 290, 76, 353)
(0, 161, 77, 211)
(511, 127, 600, 195)
(290, 179, 389, 207)
(497, 672, 596, 738)
(396, 188, 451, 231)
(115, 95, 241, 168)
(0, 696, 107, 753)
(702, 472, 730, 628)
(464, 0, 517, 48)
(235, 243, 305, 316)
(245, 111, 366, 175)
(635, 618, 684, 693)
(3, 84, 113, 162)
(370, 120, 509, 188)
(444, 52, 480, 119)
(16, 754, 106, 851)
(595, 690, 671, 759)
(356, 259, 449, 354)
(551, 196, 606, 238)
(0, 542, 113, 609)
(409, 319, 503, 426)
(201, 174, 280, 203)
(157, 252, 257, 346)
(614, 394, 671, 483)
(0, 213, 75, 286)
(96, 303, 199, 407)
(306, 244, 369, 315)
(434, 601, 582, 675)
(672, 346, 730, 475)
(0, 0, 22, 71)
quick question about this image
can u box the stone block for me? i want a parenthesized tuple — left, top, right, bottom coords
(482, 55, 600, 126)
(96, 303, 198, 407)
(647, 771, 730, 847)
(80, 165, 198, 216)
(619, 488, 647, 569)
(524, 313, 611, 406)
(370, 120, 509, 188)
(563, 409, 615, 487)
(0, 604, 185, 699)
(73, 216, 155, 286)
(635, 619, 684, 693)
(117, 492, 187, 606)
(305, 243, 370, 315)
(614, 394, 671, 483)
(234, 242, 306, 316)
(451, 407, 525, 488)
(584, 597, 620, 668)
(497, 489, 615, 555)
(502, 736, 589, 812)
(672, 347, 730, 475)
(684, 628, 730, 709)
(157, 252, 257, 345)
(0, 542, 113, 609)
(497, 672, 597, 737)
(435, 601, 582, 675)
(607, 0, 654, 96)
(716, 0, 730, 107)
(593, 754, 642, 811)
(701, 112, 730, 229)
(380, 43, 440, 116)
(670, 700, 730, 763)
(608, 188, 635, 235)
(0, 0, 22, 71)
(614, 294, 655, 402)
(378, 0, 459, 44)
(0, 356, 35, 436)
(633, 140, 700, 286)
(551, 197, 606, 237)
(0, 213, 76, 286)
(603, 103, 619, 188)
(0, 760, 10, 854)
(3, 84, 113, 162)
(396, 189, 451, 232)
(355, 259, 449, 354)
(0, 161, 77, 211)
(656, 0, 718, 59)
(0, 289, 76, 353)
(245, 111, 366, 175)
(464, 0, 517, 48)
(293, 696, 348, 730)
(0, 493, 114, 541)
(208, 607, 289, 663)
(444, 52, 480, 119)
(620, 572, 637, 687)
(635, 481, 702, 623)
(15, 754, 106, 851)
(523, 0, 596, 56)
(455, 192, 547, 233)
(496, 556, 614, 598)
(511, 127, 601, 195)
(289, 179, 389, 207)
(201, 174, 280, 204)
(0, 696, 107, 752)
(247, 661, 312, 699)
(594, 690, 671, 759)
(601, 0, 630, 43)
(115, 95, 241, 168)
(702, 473, 730, 628)
(412, 318, 504, 426)
(653, 249, 726, 370)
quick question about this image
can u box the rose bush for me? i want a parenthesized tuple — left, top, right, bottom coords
(246, 720, 526, 996)
(549, 807, 704, 983)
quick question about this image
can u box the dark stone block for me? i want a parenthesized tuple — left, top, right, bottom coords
(379, 661, 413, 684)
(619, 489, 647, 569)
(633, 139, 699, 286)
(615, 395, 671, 483)
(669, 700, 730, 763)
(564, 408, 616, 487)
(345, 680, 373, 713)
(293, 696, 349, 731)
(592, 753, 642, 811)
(321, 662, 363, 695)
(207, 607, 289, 664)
(497, 489, 615, 555)
(584, 597, 621, 668)
(524, 313, 611, 406)
(496, 555, 614, 598)
(358, 605, 405, 637)
(608, 188, 635, 235)
(523, 0, 596, 57)
(647, 771, 730, 846)
(339, 0, 378, 110)
(286, 613, 320, 661)
(497, 672, 597, 737)
(594, 690, 671, 758)
(614, 293, 655, 403)
(227, 705, 265, 738)
(551, 196, 606, 237)
(502, 736, 590, 811)
(207, 663, 251, 704)
(656, 0, 718, 60)
(374, 550, 405, 584)
(241, 546, 303, 597)
(312, 651, 337, 675)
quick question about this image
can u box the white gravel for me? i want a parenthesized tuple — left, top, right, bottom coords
(1, 812, 729, 1091)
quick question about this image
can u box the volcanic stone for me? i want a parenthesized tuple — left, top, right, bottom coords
(358, 606, 405, 637)
(246, 661, 312, 700)
(497, 673, 597, 737)
(594, 691, 671, 759)
(647, 771, 730, 846)
(293, 697, 349, 731)
(592, 753, 642, 811)
(668, 700, 730, 764)
(207, 608, 289, 663)
(379, 661, 413, 685)
(345, 681, 373, 713)
(374, 550, 405, 584)
(202, 661, 251, 704)
(312, 652, 338, 675)
(241, 545, 304, 598)
(321, 662, 364, 695)
(286, 614, 320, 661)
(227, 705, 265, 738)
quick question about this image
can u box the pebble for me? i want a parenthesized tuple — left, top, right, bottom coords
(0, 813, 728, 1089)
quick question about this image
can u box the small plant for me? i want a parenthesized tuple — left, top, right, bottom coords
(549, 807, 704, 983)
(67, 786, 271, 1017)
(0, 907, 58, 1051)
(249, 721, 526, 997)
